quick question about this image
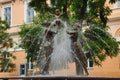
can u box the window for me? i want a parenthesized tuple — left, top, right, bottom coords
(24, 0, 35, 23)
(2, 5, 12, 25)
(87, 58, 93, 68)
(115, 0, 120, 8)
(20, 64, 26, 76)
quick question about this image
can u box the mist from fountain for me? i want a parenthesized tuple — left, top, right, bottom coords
(49, 22, 73, 71)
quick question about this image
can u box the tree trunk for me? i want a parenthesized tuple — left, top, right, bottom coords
(100, 8, 107, 26)
(63, 0, 69, 22)
(79, 0, 88, 30)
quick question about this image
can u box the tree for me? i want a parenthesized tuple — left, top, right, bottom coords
(19, 23, 44, 64)
(0, 18, 16, 72)
(19, 0, 119, 75)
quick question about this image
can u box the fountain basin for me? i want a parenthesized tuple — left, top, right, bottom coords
(0, 76, 120, 80)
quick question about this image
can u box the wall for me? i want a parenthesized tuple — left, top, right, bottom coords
(88, 55, 120, 77)
(0, 50, 26, 77)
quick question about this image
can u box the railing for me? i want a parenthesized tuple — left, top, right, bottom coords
(0, 76, 120, 80)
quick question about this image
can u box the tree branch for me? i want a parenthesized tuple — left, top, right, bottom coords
(78, 0, 88, 30)
(100, 8, 107, 26)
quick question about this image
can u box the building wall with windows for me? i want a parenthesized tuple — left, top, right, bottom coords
(0, 0, 120, 77)
(0, 0, 27, 77)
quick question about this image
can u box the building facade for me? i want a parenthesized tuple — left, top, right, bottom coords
(0, 0, 120, 77)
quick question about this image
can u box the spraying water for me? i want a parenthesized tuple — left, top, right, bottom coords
(49, 22, 73, 71)
(29, 9, 88, 76)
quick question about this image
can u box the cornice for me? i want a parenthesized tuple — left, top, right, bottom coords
(109, 17, 120, 22)
(0, 0, 11, 3)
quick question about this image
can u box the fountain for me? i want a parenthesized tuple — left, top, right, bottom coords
(30, 9, 88, 76)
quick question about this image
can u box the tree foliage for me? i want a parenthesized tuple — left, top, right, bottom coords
(0, 18, 16, 72)
(19, 0, 119, 73)
(84, 24, 119, 65)
(19, 23, 44, 63)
